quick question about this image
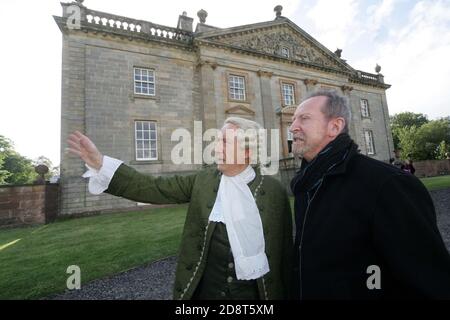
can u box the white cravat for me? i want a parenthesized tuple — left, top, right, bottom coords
(209, 166, 270, 280)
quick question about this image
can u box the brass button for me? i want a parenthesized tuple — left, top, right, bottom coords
(228, 262, 234, 269)
(227, 276, 233, 283)
(220, 291, 226, 297)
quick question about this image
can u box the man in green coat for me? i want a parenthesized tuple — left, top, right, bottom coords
(68, 117, 293, 300)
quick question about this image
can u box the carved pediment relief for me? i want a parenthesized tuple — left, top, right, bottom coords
(206, 27, 345, 70)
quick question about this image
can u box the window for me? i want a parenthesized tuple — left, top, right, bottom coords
(360, 99, 370, 118)
(228, 75, 246, 101)
(281, 47, 290, 58)
(364, 130, 375, 155)
(287, 126, 293, 154)
(135, 121, 157, 160)
(282, 83, 295, 106)
(134, 68, 155, 96)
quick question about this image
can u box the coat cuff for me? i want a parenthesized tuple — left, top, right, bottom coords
(82, 155, 123, 195)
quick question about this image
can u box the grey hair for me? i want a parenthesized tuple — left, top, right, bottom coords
(223, 117, 262, 163)
(305, 90, 352, 134)
(224, 117, 262, 132)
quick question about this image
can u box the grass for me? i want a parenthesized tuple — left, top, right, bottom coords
(420, 175, 450, 191)
(0, 175, 448, 299)
(0, 205, 187, 299)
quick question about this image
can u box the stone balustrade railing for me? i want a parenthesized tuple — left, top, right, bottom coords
(84, 8, 193, 43)
(354, 70, 384, 84)
(59, 3, 194, 44)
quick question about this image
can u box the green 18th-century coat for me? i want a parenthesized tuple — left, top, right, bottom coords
(105, 164, 293, 300)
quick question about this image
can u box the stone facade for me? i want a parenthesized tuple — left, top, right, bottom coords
(54, 2, 394, 215)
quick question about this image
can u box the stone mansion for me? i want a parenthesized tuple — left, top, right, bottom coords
(54, 1, 394, 215)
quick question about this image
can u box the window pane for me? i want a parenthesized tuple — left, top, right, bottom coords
(143, 131, 149, 140)
(143, 150, 150, 159)
(137, 140, 143, 149)
(137, 150, 144, 159)
(136, 122, 142, 130)
(150, 131, 156, 140)
(150, 150, 157, 159)
(143, 140, 150, 149)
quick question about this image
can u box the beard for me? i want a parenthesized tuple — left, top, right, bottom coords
(292, 135, 315, 158)
(292, 142, 311, 158)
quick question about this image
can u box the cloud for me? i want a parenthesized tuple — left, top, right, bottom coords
(305, 0, 362, 50)
(309, 0, 450, 120)
(376, 0, 450, 119)
(366, 0, 397, 35)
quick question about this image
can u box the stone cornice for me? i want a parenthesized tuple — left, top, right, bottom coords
(54, 4, 391, 90)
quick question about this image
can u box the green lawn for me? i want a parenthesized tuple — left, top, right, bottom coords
(0, 205, 187, 299)
(0, 175, 448, 299)
(420, 175, 450, 191)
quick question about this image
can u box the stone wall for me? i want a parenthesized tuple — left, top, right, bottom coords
(414, 160, 450, 178)
(0, 184, 59, 228)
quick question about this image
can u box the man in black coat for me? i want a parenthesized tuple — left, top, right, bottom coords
(289, 90, 450, 299)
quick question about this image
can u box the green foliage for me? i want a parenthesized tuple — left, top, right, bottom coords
(2, 152, 37, 185)
(390, 112, 429, 149)
(0, 134, 41, 185)
(436, 140, 449, 160)
(391, 113, 450, 161)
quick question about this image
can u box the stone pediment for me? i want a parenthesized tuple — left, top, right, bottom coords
(196, 20, 353, 73)
(225, 104, 255, 115)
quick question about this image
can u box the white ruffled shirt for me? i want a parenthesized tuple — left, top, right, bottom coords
(82, 156, 123, 195)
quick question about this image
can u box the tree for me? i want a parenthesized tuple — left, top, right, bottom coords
(390, 112, 429, 149)
(397, 119, 450, 161)
(0, 135, 13, 184)
(2, 152, 37, 185)
(0, 134, 37, 185)
(436, 140, 449, 160)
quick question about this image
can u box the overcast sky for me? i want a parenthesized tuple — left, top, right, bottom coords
(0, 0, 449, 166)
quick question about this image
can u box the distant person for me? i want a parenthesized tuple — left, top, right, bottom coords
(403, 159, 416, 175)
(392, 148, 404, 169)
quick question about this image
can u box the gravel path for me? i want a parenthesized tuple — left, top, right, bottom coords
(49, 188, 450, 300)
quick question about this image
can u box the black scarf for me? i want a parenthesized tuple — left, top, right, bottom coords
(290, 133, 357, 195)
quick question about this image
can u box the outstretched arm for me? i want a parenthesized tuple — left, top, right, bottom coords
(67, 131, 196, 204)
